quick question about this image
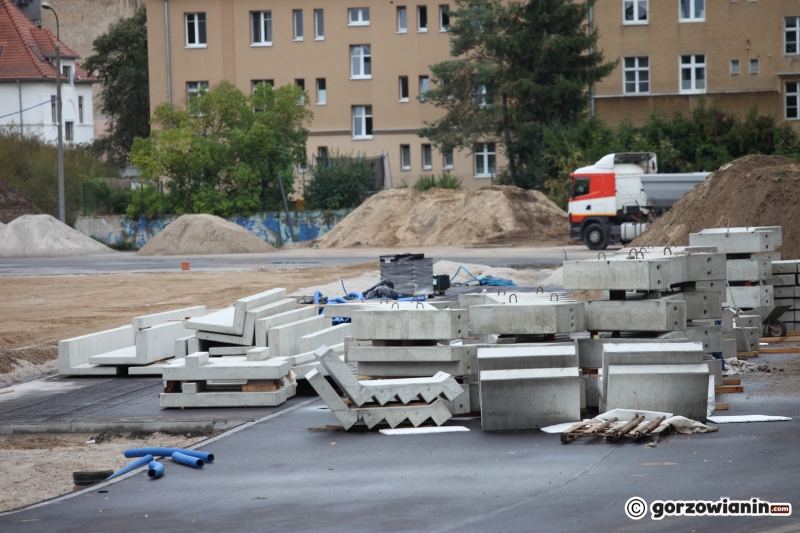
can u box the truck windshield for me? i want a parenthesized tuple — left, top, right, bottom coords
(571, 177, 590, 198)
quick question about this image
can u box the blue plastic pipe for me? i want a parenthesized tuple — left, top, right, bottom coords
(106, 454, 154, 480)
(147, 461, 164, 479)
(124, 448, 215, 464)
(172, 451, 204, 468)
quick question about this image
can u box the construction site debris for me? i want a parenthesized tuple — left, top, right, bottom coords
(0, 182, 43, 224)
(0, 214, 113, 258)
(319, 186, 569, 248)
(137, 214, 276, 256)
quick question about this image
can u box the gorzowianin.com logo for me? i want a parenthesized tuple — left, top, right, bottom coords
(625, 496, 792, 520)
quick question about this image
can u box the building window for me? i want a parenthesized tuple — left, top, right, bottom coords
(314, 9, 324, 40)
(421, 144, 432, 170)
(65, 121, 74, 141)
(623, 56, 649, 94)
(419, 76, 430, 100)
(252, 79, 275, 92)
(187, 81, 209, 104)
(787, 82, 799, 120)
(352, 105, 373, 139)
(251, 11, 272, 46)
(62, 65, 72, 84)
(293, 10, 304, 41)
(443, 149, 453, 169)
(399, 76, 410, 101)
(351, 45, 372, 79)
(679, 0, 704, 22)
(295, 79, 306, 104)
(439, 5, 450, 31)
(680, 54, 705, 93)
(185, 13, 207, 47)
(400, 145, 411, 170)
(318, 146, 329, 160)
(50, 95, 56, 123)
(474, 143, 495, 177)
(397, 6, 408, 32)
(316, 78, 327, 105)
(348, 8, 370, 26)
(787, 17, 800, 55)
(417, 6, 428, 32)
(730, 59, 740, 75)
(749, 58, 759, 74)
(623, 0, 648, 25)
(473, 85, 487, 106)
(78, 96, 84, 123)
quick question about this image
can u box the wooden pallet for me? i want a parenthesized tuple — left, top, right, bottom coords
(759, 337, 788, 343)
(561, 415, 668, 444)
(759, 347, 800, 354)
(737, 351, 759, 360)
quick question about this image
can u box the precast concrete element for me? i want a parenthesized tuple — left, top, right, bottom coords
(255, 307, 318, 346)
(609, 252, 726, 285)
(605, 363, 710, 421)
(175, 335, 194, 358)
(619, 245, 719, 255)
(477, 343, 578, 371)
(357, 359, 476, 378)
(246, 347, 270, 361)
(299, 323, 352, 353)
(315, 346, 464, 406)
(705, 357, 723, 387)
(132, 306, 207, 330)
(346, 343, 470, 363)
(162, 354, 290, 381)
(427, 301, 468, 311)
(186, 288, 288, 335)
(160, 372, 295, 408)
(734, 327, 760, 352)
(685, 325, 723, 352)
(209, 346, 253, 356)
(59, 325, 136, 376)
(722, 309, 735, 333)
(187, 337, 208, 355)
(584, 300, 686, 332)
(479, 367, 581, 431)
(694, 280, 726, 296)
(661, 291, 722, 320)
(689, 227, 780, 254)
(268, 315, 332, 358)
(352, 309, 468, 341)
(563, 259, 669, 291)
(91, 321, 192, 365)
(726, 259, 772, 282)
(576, 338, 688, 369)
(441, 383, 471, 415)
(305, 367, 453, 430)
(195, 298, 298, 346)
(724, 286, 773, 309)
(769, 274, 796, 287)
(772, 260, 800, 275)
(722, 337, 737, 359)
(325, 301, 435, 319)
(469, 303, 585, 335)
(582, 375, 601, 408)
(737, 314, 762, 328)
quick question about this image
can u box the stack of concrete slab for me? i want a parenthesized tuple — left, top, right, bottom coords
(307, 346, 459, 430)
(59, 306, 207, 376)
(769, 259, 800, 333)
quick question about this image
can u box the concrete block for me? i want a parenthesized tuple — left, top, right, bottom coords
(724, 286, 773, 308)
(722, 337, 737, 359)
(346, 343, 470, 363)
(469, 303, 585, 335)
(769, 274, 796, 287)
(57, 362, 121, 376)
(694, 280, 726, 295)
(774, 286, 797, 298)
(685, 325, 723, 353)
(734, 327, 759, 352)
(441, 383, 471, 415)
(185, 352, 209, 368)
(605, 364, 709, 421)
(209, 346, 253, 356)
(576, 338, 688, 369)
(59, 325, 135, 375)
(737, 315, 762, 328)
(255, 306, 318, 347)
(135, 321, 191, 364)
(268, 315, 332, 358)
(132, 306, 206, 330)
(479, 367, 581, 431)
(299, 323, 352, 354)
(584, 300, 686, 332)
(246, 347, 271, 361)
(726, 259, 771, 282)
(705, 357, 723, 387)
(563, 259, 669, 291)
(175, 335, 194, 358)
(194, 299, 298, 346)
(186, 288, 288, 335)
(160, 388, 290, 408)
(163, 357, 289, 381)
(325, 301, 435, 318)
(352, 310, 468, 340)
(582, 375, 601, 408)
(689, 227, 779, 254)
(722, 309, 735, 333)
(88, 346, 137, 365)
(661, 291, 722, 320)
(187, 337, 208, 355)
(625, 253, 725, 285)
(477, 343, 578, 371)
(775, 298, 794, 308)
(357, 358, 477, 378)
(772, 260, 800, 275)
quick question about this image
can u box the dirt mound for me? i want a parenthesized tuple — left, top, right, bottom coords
(630, 155, 800, 259)
(0, 183, 43, 224)
(137, 214, 276, 256)
(0, 214, 112, 258)
(319, 186, 569, 248)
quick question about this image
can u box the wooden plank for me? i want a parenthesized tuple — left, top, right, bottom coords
(714, 402, 729, 410)
(737, 351, 758, 360)
(759, 337, 788, 343)
(242, 384, 278, 392)
(759, 347, 800, 354)
(722, 378, 741, 385)
(715, 385, 744, 394)
(788, 331, 800, 337)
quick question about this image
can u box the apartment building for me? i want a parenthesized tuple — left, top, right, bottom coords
(146, 0, 502, 189)
(592, 0, 800, 130)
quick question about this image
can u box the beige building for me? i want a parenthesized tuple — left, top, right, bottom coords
(592, 0, 800, 130)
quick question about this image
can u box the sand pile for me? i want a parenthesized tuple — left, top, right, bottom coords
(631, 155, 800, 258)
(0, 214, 112, 258)
(137, 214, 276, 256)
(0, 183, 43, 224)
(319, 186, 569, 248)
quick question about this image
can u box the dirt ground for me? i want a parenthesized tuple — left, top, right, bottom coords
(0, 431, 214, 512)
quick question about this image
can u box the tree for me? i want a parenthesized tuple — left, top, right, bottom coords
(417, 0, 616, 189)
(83, 7, 150, 168)
(129, 81, 312, 218)
(305, 151, 377, 210)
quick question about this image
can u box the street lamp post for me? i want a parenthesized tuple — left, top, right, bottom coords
(42, 3, 65, 223)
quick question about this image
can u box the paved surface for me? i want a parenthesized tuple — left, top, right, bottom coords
(0, 245, 611, 276)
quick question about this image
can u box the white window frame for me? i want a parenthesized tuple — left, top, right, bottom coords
(786, 82, 799, 120)
(348, 8, 370, 26)
(439, 5, 450, 32)
(397, 6, 408, 33)
(316, 78, 327, 105)
(78, 95, 84, 123)
(187, 81, 209, 104)
(352, 105, 373, 140)
(443, 150, 454, 170)
(623, 0, 648, 25)
(399, 76, 410, 102)
(421, 144, 433, 170)
(51, 95, 56, 123)
(419, 76, 430, 100)
(786, 17, 800, 55)
(417, 5, 428, 32)
(474, 143, 496, 178)
(623, 56, 649, 94)
(679, 54, 706, 94)
(679, 0, 705, 23)
(65, 121, 74, 142)
(400, 145, 411, 170)
(293, 10, 304, 41)
(473, 85, 487, 107)
(295, 79, 306, 105)
(314, 9, 324, 40)
(749, 58, 759, 74)
(730, 59, 740, 75)
(251, 11, 273, 47)
(350, 45, 372, 79)
(185, 13, 207, 48)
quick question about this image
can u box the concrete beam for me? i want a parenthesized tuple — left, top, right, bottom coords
(477, 342, 578, 371)
(59, 325, 135, 375)
(661, 291, 722, 320)
(726, 259, 771, 282)
(325, 301, 435, 319)
(132, 306, 206, 330)
(689, 227, 780, 254)
(685, 325, 723, 353)
(772, 260, 800, 275)
(186, 288, 288, 335)
(299, 323, 352, 354)
(352, 309, 468, 341)
(469, 303, 585, 335)
(576, 337, 689, 369)
(160, 388, 290, 408)
(357, 358, 477, 378)
(724, 286, 773, 308)
(584, 300, 686, 332)
(563, 259, 669, 291)
(163, 357, 289, 381)
(255, 307, 318, 347)
(346, 343, 470, 363)
(268, 315, 332, 358)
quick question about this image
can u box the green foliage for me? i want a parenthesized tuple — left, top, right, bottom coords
(0, 130, 118, 225)
(126, 183, 165, 219)
(305, 152, 376, 209)
(82, 178, 131, 215)
(413, 173, 463, 191)
(418, 0, 616, 189)
(91, 235, 138, 251)
(413, 175, 438, 191)
(130, 81, 312, 219)
(83, 7, 150, 168)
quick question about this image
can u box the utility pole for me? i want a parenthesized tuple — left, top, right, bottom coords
(42, 3, 65, 223)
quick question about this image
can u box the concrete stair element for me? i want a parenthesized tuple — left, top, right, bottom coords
(186, 288, 288, 336)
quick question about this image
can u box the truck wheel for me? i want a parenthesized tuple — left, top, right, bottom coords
(583, 224, 608, 250)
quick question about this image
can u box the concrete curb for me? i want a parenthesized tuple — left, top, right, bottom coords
(0, 418, 250, 435)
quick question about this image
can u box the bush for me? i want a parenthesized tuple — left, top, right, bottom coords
(126, 184, 165, 219)
(305, 151, 377, 209)
(82, 178, 131, 215)
(413, 173, 463, 191)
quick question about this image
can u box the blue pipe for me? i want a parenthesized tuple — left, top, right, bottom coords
(106, 454, 154, 480)
(147, 461, 164, 479)
(172, 451, 204, 468)
(124, 448, 215, 464)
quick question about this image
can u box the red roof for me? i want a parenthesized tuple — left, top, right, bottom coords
(0, 0, 93, 82)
